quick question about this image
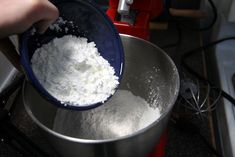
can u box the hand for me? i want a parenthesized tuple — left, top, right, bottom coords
(0, 0, 59, 38)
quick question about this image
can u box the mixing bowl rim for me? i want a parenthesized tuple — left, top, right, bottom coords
(23, 34, 180, 144)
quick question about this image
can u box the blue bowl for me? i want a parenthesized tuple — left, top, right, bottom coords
(20, 0, 124, 110)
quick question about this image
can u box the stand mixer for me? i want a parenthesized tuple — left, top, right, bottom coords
(0, 1, 180, 157)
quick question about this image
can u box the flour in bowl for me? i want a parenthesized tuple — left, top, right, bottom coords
(53, 90, 161, 139)
(31, 35, 119, 106)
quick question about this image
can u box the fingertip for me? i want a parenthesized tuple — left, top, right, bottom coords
(46, 0, 59, 21)
(34, 20, 52, 34)
(32, 0, 60, 34)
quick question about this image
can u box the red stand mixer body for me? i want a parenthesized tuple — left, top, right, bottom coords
(106, 0, 163, 40)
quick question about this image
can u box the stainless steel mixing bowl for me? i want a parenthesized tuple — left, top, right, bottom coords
(23, 34, 180, 157)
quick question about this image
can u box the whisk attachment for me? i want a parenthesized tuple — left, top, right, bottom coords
(179, 78, 221, 119)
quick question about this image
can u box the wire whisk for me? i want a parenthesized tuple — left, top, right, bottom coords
(178, 78, 221, 119)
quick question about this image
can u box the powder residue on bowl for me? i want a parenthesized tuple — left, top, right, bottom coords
(31, 35, 119, 106)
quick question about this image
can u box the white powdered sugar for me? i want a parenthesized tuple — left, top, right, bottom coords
(49, 17, 69, 32)
(49, 17, 74, 33)
(31, 35, 119, 106)
(53, 90, 161, 139)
